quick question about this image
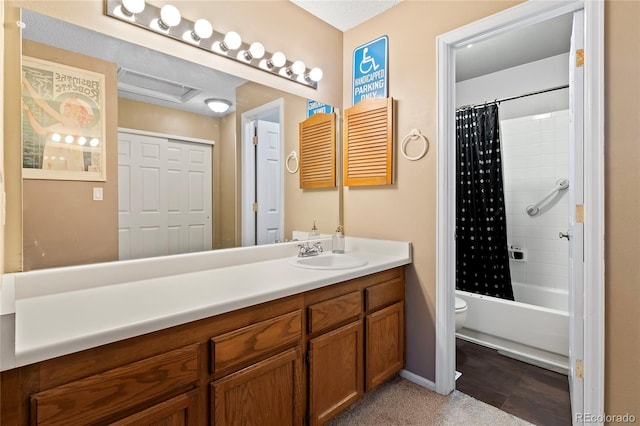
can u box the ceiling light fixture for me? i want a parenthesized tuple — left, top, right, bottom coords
(205, 98, 232, 113)
(106, 0, 322, 88)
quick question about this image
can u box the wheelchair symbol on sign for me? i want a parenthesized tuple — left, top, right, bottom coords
(359, 47, 379, 74)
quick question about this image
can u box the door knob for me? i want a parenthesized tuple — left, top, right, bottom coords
(559, 231, 570, 240)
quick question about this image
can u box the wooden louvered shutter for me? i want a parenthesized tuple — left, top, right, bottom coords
(299, 112, 336, 189)
(343, 97, 394, 186)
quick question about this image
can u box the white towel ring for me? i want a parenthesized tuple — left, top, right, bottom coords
(401, 128, 429, 161)
(286, 151, 299, 174)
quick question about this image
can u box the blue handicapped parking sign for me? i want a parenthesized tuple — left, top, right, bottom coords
(352, 35, 388, 105)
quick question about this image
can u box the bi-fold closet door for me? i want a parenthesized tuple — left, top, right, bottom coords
(118, 131, 212, 260)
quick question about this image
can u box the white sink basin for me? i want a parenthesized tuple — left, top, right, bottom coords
(289, 253, 368, 270)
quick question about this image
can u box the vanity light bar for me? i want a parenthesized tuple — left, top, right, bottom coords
(104, 0, 322, 89)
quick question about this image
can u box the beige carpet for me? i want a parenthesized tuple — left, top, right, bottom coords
(326, 377, 533, 425)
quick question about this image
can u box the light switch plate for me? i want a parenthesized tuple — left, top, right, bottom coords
(93, 187, 103, 201)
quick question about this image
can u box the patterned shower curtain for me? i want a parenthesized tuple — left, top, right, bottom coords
(455, 103, 514, 300)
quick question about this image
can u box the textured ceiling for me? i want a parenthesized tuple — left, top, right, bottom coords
(290, 0, 402, 31)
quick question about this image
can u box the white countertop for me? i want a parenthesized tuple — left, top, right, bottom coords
(0, 237, 411, 370)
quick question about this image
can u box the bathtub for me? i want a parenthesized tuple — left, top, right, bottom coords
(456, 282, 569, 371)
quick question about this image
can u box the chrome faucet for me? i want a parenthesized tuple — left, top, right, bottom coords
(297, 242, 323, 257)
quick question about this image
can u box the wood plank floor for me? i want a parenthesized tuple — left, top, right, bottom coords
(456, 339, 572, 426)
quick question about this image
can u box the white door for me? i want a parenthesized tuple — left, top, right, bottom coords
(118, 132, 212, 260)
(241, 106, 283, 247)
(118, 132, 167, 260)
(568, 8, 585, 420)
(256, 120, 282, 245)
(166, 139, 213, 255)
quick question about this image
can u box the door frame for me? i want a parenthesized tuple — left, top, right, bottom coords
(240, 98, 284, 246)
(434, 0, 604, 420)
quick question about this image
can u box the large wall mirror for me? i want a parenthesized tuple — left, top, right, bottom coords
(19, 8, 340, 271)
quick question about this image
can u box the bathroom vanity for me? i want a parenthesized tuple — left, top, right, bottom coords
(0, 237, 411, 425)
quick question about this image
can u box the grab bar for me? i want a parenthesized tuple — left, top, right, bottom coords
(525, 178, 569, 216)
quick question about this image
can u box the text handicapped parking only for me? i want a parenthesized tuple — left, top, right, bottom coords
(352, 35, 388, 106)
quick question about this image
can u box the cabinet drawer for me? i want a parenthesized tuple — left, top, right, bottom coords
(211, 310, 301, 376)
(307, 291, 362, 335)
(31, 344, 200, 426)
(110, 389, 199, 425)
(365, 278, 404, 313)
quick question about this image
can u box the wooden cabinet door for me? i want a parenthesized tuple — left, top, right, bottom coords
(308, 321, 364, 426)
(366, 301, 404, 391)
(211, 348, 303, 426)
(109, 390, 198, 425)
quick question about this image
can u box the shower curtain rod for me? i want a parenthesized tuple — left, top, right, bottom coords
(495, 84, 570, 104)
(459, 84, 570, 110)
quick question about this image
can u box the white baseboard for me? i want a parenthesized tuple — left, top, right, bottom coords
(399, 369, 437, 392)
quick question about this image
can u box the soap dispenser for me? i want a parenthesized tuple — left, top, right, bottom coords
(309, 221, 320, 239)
(332, 225, 345, 254)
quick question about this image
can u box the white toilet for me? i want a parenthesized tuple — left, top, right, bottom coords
(455, 297, 468, 331)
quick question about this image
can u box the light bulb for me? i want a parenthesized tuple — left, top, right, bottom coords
(159, 5, 181, 29)
(90, 138, 100, 147)
(308, 67, 323, 82)
(121, 0, 145, 15)
(64, 135, 74, 144)
(192, 18, 213, 40)
(77, 136, 87, 146)
(51, 133, 61, 142)
(270, 51, 286, 68)
(223, 31, 242, 50)
(241, 42, 265, 61)
(291, 60, 306, 75)
(248, 42, 265, 59)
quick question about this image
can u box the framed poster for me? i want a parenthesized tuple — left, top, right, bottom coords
(22, 56, 106, 181)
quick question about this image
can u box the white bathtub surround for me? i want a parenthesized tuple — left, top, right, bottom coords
(456, 285, 568, 373)
(0, 236, 411, 371)
(501, 110, 570, 293)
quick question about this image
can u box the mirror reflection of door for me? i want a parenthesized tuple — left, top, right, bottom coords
(241, 100, 284, 246)
(117, 130, 213, 260)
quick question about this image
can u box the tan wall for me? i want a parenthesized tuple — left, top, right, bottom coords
(342, 0, 521, 381)
(604, 0, 640, 416)
(22, 41, 119, 271)
(118, 99, 219, 142)
(235, 81, 340, 240)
